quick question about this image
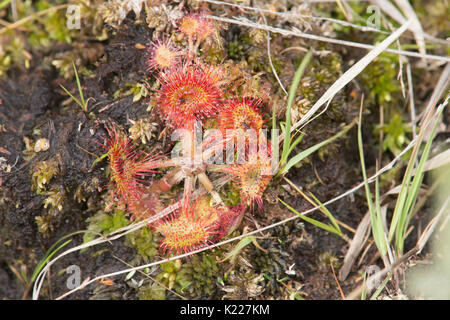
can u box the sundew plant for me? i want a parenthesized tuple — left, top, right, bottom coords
(102, 11, 276, 256)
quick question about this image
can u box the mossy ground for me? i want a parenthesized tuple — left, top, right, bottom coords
(0, 0, 448, 300)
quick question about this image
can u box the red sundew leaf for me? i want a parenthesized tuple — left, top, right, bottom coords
(156, 61, 223, 130)
(146, 38, 182, 72)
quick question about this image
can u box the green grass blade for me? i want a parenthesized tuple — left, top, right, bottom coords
(374, 172, 386, 256)
(370, 272, 392, 300)
(90, 149, 111, 169)
(72, 62, 85, 109)
(287, 132, 305, 158)
(279, 198, 342, 236)
(361, 272, 367, 300)
(358, 105, 387, 257)
(394, 105, 445, 253)
(60, 84, 82, 108)
(281, 120, 355, 175)
(31, 239, 72, 282)
(281, 50, 313, 166)
(31, 230, 99, 282)
(219, 236, 255, 264)
(308, 191, 342, 235)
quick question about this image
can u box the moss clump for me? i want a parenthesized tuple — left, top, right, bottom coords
(201, 41, 227, 65)
(35, 215, 54, 235)
(317, 251, 341, 270)
(153, 259, 191, 296)
(226, 41, 245, 61)
(246, 41, 284, 77)
(291, 51, 344, 123)
(27, 1, 75, 47)
(220, 181, 242, 207)
(125, 227, 161, 262)
(30, 156, 67, 236)
(221, 268, 265, 299)
(113, 81, 150, 103)
(51, 43, 105, 80)
(176, 252, 222, 298)
(135, 250, 224, 300)
(360, 53, 402, 106)
(137, 282, 166, 300)
(0, 36, 29, 78)
(251, 242, 292, 296)
(376, 113, 412, 157)
(413, 0, 450, 40)
(31, 159, 59, 194)
(42, 188, 65, 212)
(127, 118, 158, 145)
(34, 188, 66, 236)
(83, 209, 130, 244)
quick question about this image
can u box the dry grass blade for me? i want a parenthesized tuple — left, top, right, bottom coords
(257, 7, 288, 95)
(406, 63, 417, 138)
(346, 197, 450, 299)
(370, 0, 406, 25)
(371, 0, 449, 47)
(290, 19, 412, 133)
(339, 213, 371, 281)
(202, 0, 392, 34)
(416, 198, 450, 254)
(410, 149, 450, 175)
(392, 0, 426, 56)
(418, 63, 450, 126)
(371, 0, 426, 57)
(208, 15, 450, 62)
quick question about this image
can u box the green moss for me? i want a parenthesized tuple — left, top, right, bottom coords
(0, 36, 29, 77)
(51, 43, 105, 80)
(35, 215, 53, 235)
(113, 81, 150, 103)
(360, 53, 402, 106)
(31, 159, 59, 194)
(247, 44, 284, 76)
(28, 1, 74, 47)
(125, 227, 160, 262)
(137, 282, 166, 300)
(290, 50, 344, 124)
(376, 112, 412, 156)
(42, 188, 65, 212)
(154, 259, 190, 294)
(201, 42, 227, 64)
(176, 252, 222, 297)
(221, 268, 265, 299)
(220, 181, 241, 207)
(413, 0, 450, 39)
(227, 41, 245, 61)
(83, 209, 130, 244)
(317, 251, 341, 270)
(132, 248, 225, 300)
